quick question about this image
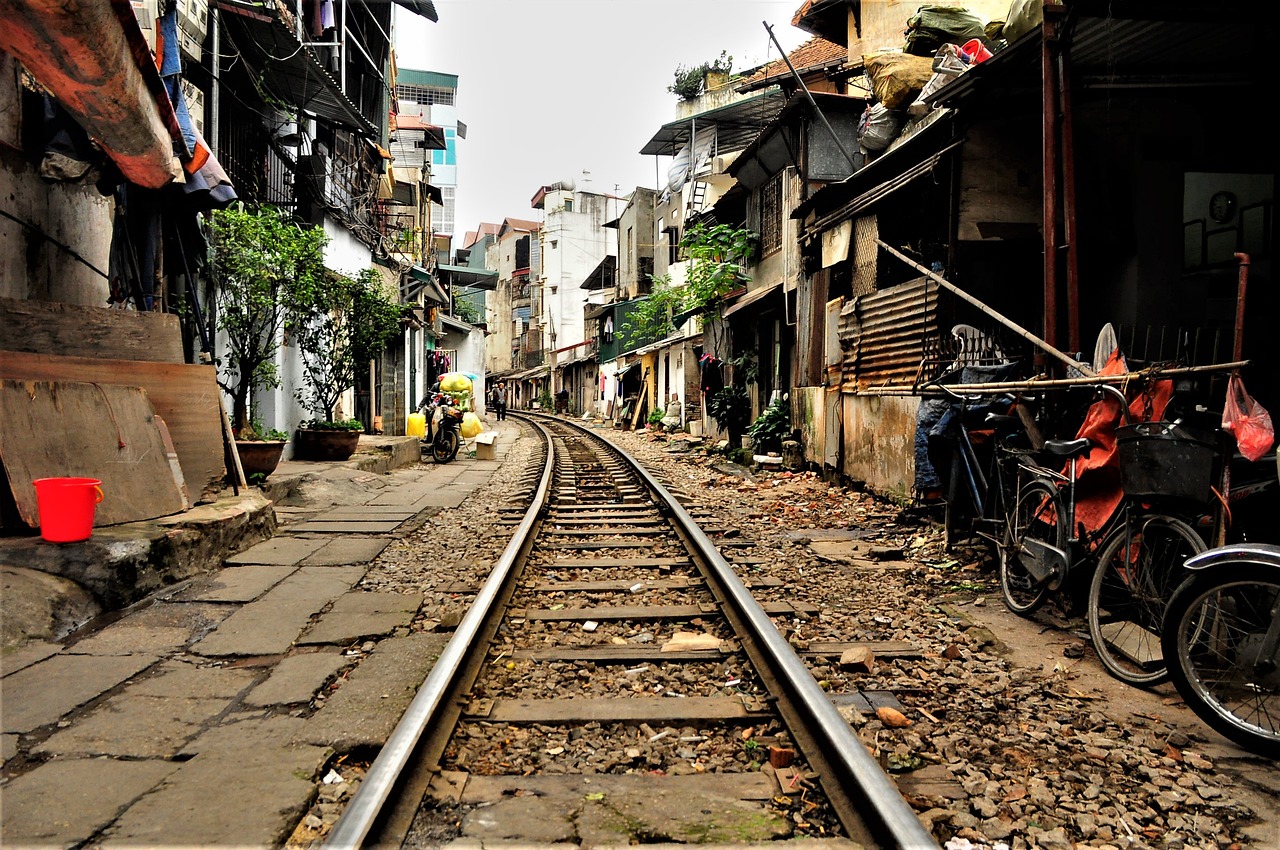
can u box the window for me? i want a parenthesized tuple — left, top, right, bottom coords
(761, 173, 783, 256)
(395, 84, 455, 107)
(564, 199, 573, 212)
(665, 227, 680, 266)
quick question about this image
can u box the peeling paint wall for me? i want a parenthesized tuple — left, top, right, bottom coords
(840, 393, 918, 501)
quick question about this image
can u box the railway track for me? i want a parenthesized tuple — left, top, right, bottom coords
(324, 414, 937, 849)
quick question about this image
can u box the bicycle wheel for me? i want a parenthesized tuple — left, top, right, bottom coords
(999, 480, 1065, 615)
(1162, 563, 1280, 757)
(432, 429, 460, 463)
(1088, 513, 1204, 687)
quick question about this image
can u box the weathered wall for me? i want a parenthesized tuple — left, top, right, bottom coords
(839, 392, 918, 500)
(0, 55, 113, 305)
(855, 1, 1009, 55)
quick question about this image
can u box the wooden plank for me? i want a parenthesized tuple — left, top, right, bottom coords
(545, 518, 665, 526)
(0, 351, 226, 502)
(469, 696, 768, 724)
(516, 602, 818, 621)
(0, 297, 184, 362)
(0, 380, 187, 527)
(540, 540, 663, 550)
(543, 528, 667, 537)
(510, 645, 727, 662)
(532, 557, 689, 568)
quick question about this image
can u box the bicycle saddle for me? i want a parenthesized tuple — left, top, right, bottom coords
(1042, 438, 1092, 459)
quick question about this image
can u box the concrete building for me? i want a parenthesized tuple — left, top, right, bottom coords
(394, 69, 461, 243)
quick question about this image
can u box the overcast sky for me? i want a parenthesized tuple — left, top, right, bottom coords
(391, 0, 812, 240)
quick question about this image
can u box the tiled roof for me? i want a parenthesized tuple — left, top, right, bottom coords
(739, 36, 846, 85)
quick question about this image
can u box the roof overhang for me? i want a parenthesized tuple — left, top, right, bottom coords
(406, 266, 448, 304)
(728, 91, 867, 191)
(440, 314, 473, 334)
(436, 263, 498, 290)
(0, 0, 182, 188)
(792, 110, 954, 223)
(392, 0, 437, 21)
(219, 1, 375, 135)
(723, 281, 785, 319)
(581, 255, 618, 291)
(639, 89, 788, 157)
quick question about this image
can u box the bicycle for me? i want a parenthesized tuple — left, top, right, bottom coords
(999, 386, 1207, 689)
(1160, 542, 1280, 757)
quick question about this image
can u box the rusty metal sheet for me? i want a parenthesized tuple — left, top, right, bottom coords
(839, 277, 939, 391)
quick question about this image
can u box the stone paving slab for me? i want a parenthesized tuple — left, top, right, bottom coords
(34, 695, 237, 758)
(313, 506, 419, 518)
(1, 653, 158, 734)
(106, 715, 330, 848)
(297, 591, 424, 645)
(67, 602, 231, 655)
(289, 519, 404, 533)
(180, 564, 299, 603)
(301, 537, 391, 566)
(243, 650, 350, 707)
(0, 639, 61, 677)
(190, 566, 365, 657)
(297, 631, 449, 752)
(225, 535, 329, 566)
(0, 757, 181, 848)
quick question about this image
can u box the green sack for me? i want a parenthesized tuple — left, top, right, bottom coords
(903, 5, 988, 56)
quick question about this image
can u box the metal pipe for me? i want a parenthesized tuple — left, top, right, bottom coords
(1041, 12, 1060, 354)
(1057, 25, 1081, 354)
(210, 7, 220, 156)
(1233, 252, 1250, 361)
(764, 20, 858, 173)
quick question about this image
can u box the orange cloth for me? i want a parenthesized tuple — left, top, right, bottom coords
(1067, 351, 1173, 543)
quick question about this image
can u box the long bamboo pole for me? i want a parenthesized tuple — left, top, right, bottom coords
(854, 360, 1249, 396)
(875, 238, 1096, 377)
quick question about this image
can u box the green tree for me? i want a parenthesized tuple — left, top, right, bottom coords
(618, 274, 680, 349)
(209, 204, 327, 432)
(295, 268, 406, 424)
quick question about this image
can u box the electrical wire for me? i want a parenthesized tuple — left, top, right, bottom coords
(0, 208, 109, 279)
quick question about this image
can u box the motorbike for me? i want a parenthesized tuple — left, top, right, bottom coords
(1160, 453, 1280, 757)
(419, 392, 463, 463)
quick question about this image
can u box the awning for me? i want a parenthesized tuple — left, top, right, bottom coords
(640, 89, 787, 157)
(723, 281, 784, 319)
(392, 0, 437, 21)
(581, 255, 617, 290)
(437, 264, 498, 290)
(407, 266, 449, 304)
(511, 365, 550, 381)
(0, 0, 182, 188)
(584, 303, 611, 321)
(423, 182, 444, 205)
(219, 2, 374, 134)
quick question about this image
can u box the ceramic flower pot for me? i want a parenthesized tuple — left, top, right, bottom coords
(292, 429, 360, 462)
(235, 440, 286, 478)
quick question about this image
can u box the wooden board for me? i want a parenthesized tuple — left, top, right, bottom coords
(0, 380, 188, 528)
(0, 297, 184, 363)
(0, 351, 226, 502)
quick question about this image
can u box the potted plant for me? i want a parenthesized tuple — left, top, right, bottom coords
(647, 407, 666, 432)
(293, 267, 405, 461)
(208, 204, 327, 433)
(233, 421, 289, 480)
(747, 397, 791, 455)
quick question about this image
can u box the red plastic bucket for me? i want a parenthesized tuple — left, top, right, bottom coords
(33, 478, 104, 543)
(961, 38, 993, 64)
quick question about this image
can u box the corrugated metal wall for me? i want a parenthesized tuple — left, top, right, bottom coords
(838, 276, 939, 391)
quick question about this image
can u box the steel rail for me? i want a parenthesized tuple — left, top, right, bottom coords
(536, 414, 938, 849)
(322, 418, 556, 850)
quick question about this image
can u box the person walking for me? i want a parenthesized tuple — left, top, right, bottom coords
(491, 381, 507, 421)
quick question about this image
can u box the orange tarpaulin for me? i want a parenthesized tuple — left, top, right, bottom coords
(1068, 350, 1174, 542)
(0, 0, 181, 188)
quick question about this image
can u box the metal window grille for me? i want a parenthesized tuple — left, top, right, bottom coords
(761, 174, 783, 256)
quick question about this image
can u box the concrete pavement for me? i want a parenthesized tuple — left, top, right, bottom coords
(0, 419, 522, 848)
